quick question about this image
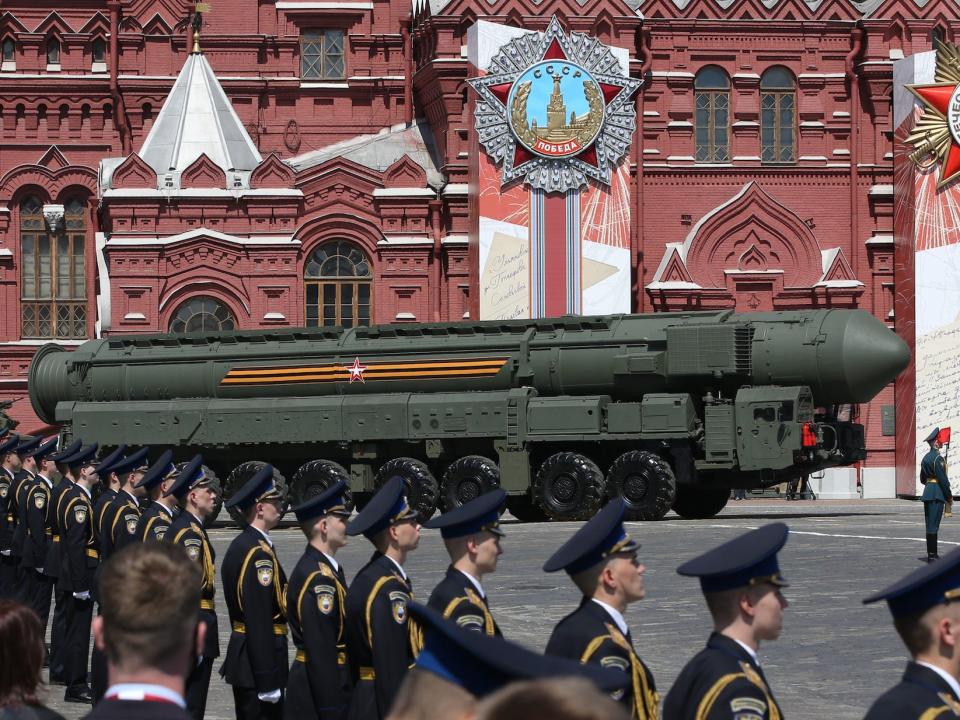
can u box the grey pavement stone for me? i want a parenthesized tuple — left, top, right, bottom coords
(40, 498, 949, 719)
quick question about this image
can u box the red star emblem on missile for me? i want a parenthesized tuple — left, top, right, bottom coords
(345, 357, 367, 384)
(906, 42, 960, 188)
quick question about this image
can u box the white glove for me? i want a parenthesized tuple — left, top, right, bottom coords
(257, 689, 282, 704)
(72, 590, 91, 601)
(36, 567, 43, 574)
(0, 550, 9, 556)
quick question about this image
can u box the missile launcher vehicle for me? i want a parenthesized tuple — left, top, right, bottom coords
(28, 308, 910, 522)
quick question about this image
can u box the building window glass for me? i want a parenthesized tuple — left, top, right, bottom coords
(695, 66, 730, 163)
(761, 67, 796, 164)
(304, 240, 372, 328)
(301, 29, 344, 80)
(169, 296, 236, 333)
(20, 196, 87, 340)
(92, 37, 106, 64)
(1, 38, 14, 62)
(46, 38, 60, 65)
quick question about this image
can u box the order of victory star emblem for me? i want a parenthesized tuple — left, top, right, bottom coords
(906, 41, 960, 188)
(468, 17, 642, 193)
(346, 357, 367, 384)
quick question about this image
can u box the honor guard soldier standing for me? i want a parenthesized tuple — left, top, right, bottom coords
(58, 443, 100, 704)
(135, 451, 180, 543)
(221, 465, 289, 720)
(91, 445, 127, 548)
(285, 480, 353, 720)
(21, 438, 59, 632)
(424, 489, 505, 635)
(663, 523, 790, 720)
(922, 427, 952, 562)
(344, 477, 422, 720)
(0, 433, 20, 598)
(164, 454, 220, 720)
(543, 499, 658, 720)
(10, 435, 43, 600)
(863, 546, 960, 718)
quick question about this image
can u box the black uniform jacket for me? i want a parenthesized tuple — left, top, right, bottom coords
(662, 632, 783, 720)
(864, 662, 960, 719)
(94, 490, 140, 602)
(545, 597, 658, 720)
(286, 545, 351, 719)
(220, 525, 289, 693)
(58, 485, 98, 594)
(21, 475, 54, 569)
(0, 466, 14, 552)
(136, 502, 177, 543)
(82, 699, 192, 720)
(44, 478, 74, 580)
(426, 566, 501, 636)
(166, 511, 219, 658)
(10, 469, 36, 558)
(344, 552, 418, 720)
(93, 488, 117, 549)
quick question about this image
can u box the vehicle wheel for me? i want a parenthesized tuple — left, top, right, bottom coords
(506, 494, 547, 523)
(441, 455, 500, 512)
(375, 457, 439, 524)
(224, 461, 288, 526)
(672, 485, 730, 520)
(532, 452, 605, 521)
(291, 459, 355, 513)
(606, 450, 677, 521)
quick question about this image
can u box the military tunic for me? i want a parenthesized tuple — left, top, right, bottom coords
(344, 552, 418, 720)
(21, 475, 55, 627)
(45, 476, 74, 682)
(921, 448, 951, 535)
(9, 468, 35, 600)
(863, 662, 960, 719)
(136, 501, 177, 543)
(59, 484, 98, 692)
(285, 545, 351, 720)
(545, 598, 657, 720)
(426, 566, 500, 636)
(662, 633, 783, 720)
(220, 525, 289, 720)
(0, 465, 16, 598)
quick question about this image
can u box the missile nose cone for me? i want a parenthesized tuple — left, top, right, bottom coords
(842, 312, 910, 403)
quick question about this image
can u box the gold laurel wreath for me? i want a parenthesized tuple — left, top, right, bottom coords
(906, 42, 960, 173)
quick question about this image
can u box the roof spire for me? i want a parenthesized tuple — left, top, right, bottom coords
(191, 2, 210, 54)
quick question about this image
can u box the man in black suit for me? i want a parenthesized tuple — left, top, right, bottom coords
(543, 499, 658, 720)
(285, 480, 353, 720)
(424, 489, 505, 636)
(220, 465, 289, 720)
(863, 546, 960, 718)
(85, 542, 199, 720)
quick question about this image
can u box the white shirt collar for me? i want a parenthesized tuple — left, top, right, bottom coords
(321, 551, 340, 573)
(123, 489, 138, 504)
(2, 467, 14, 480)
(385, 554, 407, 580)
(458, 569, 485, 599)
(77, 483, 92, 500)
(251, 524, 273, 548)
(591, 599, 629, 636)
(153, 500, 172, 515)
(917, 662, 960, 699)
(38, 475, 53, 489)
(731, 637, 760, 666)
(104, 683, 186, 708)
(188, 510, 204, 525)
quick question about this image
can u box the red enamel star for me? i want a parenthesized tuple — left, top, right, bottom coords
(345, 357, 367, 383)
(906, 42, 960, 188)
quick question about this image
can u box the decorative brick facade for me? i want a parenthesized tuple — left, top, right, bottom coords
(0, 0, 949, 478)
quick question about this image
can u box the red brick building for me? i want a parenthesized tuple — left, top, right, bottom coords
(0, 0, 951, 479)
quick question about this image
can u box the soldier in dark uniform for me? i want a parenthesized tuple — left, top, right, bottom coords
(44, 437, 82, 685)
(285, 480, 353, 720)
(344, 476, 422, 720)
(10, 435, 43, 601)
(91, 446, 150, 703)
(542, 499, 658, 720)
(164, 454, 220, 720)
(663, 523, 790, 720)
(921, 427, 952, 562)
(0, 433, 20, 599)
(863, 546, 960, 718)
(90, 446, 126, 569)
(20, 438, 59, 634)
(57, 443, 100, 704)
(220, 465, 289, 720)
(135, 450, 180, 543)
(424, 489, 505, 636)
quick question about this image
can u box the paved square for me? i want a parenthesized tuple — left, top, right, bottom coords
(41, 498, 953, 719)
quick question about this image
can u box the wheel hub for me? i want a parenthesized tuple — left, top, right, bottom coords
(552, 474, 577, 504)
(622, 472, 649, 503)
(458, 478, 481, 503)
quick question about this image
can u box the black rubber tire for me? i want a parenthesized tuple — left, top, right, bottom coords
(506, 494, 548, 523)
(532, 452, 605, 521)
(672, 485, 730, 520)
(224, 461, 289, 526)
(375, 457, 439, 524)
(440, 455, 501, 512)
(606, 450, 677, 521)
(291, 459, 355, 513)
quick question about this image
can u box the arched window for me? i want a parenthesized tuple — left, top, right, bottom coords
(46, 38, 60, 66)
(932, 26, 947, 48)
(21, 196, 87, 339)
(169, 296, 236, 333)
(304, 241, 372, 328)
(761, 67, 796, 164)
(695, 66, 730, 163)
(1, 38, 14, 63)
(92, 37, 106, 65)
